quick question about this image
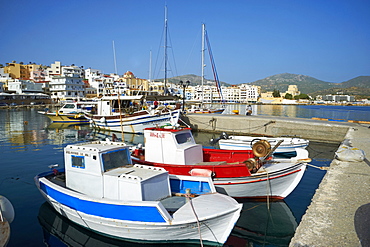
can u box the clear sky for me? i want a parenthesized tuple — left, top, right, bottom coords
(1, 0, 369, 84)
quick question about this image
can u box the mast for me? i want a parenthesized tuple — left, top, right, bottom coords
(148, 49, 152, 82)
(164, 5, 168, 95)
(201, 23, 205, 104)
(112, 40, 118, 75)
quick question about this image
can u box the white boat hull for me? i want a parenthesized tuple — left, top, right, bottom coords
(219, 136, 309, 153)
(87, 110, 181, 134)
(213, 162, 307, 199)
(35, 173, 241, 245)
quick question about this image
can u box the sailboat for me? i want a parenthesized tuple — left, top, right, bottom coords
(186, 24, 225, 114)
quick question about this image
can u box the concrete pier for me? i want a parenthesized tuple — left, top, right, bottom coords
(290, 124, 370, 246)
(182, 113, 353, 142)
(182, 113, 370, 246)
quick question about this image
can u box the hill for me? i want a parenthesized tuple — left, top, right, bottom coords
(243, 73, 339, 94)
(165, 73, 370, 99)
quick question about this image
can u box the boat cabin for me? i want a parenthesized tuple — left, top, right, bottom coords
(58, 101, 97, 114)
(64, 141, 171, 201)
(95, 95, 143, 115)
(143, 127, 204, 165)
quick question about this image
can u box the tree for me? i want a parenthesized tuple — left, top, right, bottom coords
(285, 93, 293, 99)
(272, 89, 281, 97)
(294, 94, 310, 100)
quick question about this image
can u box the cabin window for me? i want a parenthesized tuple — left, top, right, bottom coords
(102, 148, 131, 172)
(175, 133, 193, 144)
(71, 155, 85, 169)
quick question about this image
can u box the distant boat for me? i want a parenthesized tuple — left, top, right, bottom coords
(35, 140, 242, 245)
(217, 133, 309, 157)
(85, 95, 181, 134)
(38, 101, 97, 123)
(131, 126, 309, 199)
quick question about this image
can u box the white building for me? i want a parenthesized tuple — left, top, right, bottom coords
(49, 76, 85, 101)
(191, 84, 260, 103)
(7, 79, 44, 94)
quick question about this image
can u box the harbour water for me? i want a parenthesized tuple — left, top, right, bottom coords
(1, 105, 357, 246)
(223, 104, 370, 122)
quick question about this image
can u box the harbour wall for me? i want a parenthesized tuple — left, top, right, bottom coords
(183, 113, 370, 246)
(181, 113, 352, 143)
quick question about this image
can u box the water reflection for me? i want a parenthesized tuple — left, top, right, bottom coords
(38, 199, 296, 247)
(37, 202, 196, 247)
(227, 200, 297, 246)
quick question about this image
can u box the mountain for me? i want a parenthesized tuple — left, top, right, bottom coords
(339, 76, 370, 88)
(165, 73, 370, 99)
(243, 73, 339, 94)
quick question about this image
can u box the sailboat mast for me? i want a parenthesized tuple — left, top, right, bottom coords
(148, 50, 152, 82)
(112, 40, 118, 75)
(201, 24, 205, 104)
(164, 5, 168, 95)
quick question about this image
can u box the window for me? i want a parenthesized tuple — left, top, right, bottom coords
(71, 155, 85, 168)
(102, 149, 131, 172)
(175, 132, 193, 144)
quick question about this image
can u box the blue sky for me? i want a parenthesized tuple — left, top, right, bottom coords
(1, 0, 369, 84)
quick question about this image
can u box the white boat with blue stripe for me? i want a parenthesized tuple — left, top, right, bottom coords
(34, 140, 241, 245)
(85, 95, 181, 134)
(217, 133, 309, 157)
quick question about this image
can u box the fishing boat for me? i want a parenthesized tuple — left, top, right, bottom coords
(34, 140, 242, 245)
(0, 195, 14, 247)
(217, 133, 309, 157)
(131, 126, 310, 199)
(38, 101, 97, 123)
(85, 95, 181, 134)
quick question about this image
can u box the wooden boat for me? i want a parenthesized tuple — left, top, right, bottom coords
(132, 126, 310, 199)
(217, 133, 309, 156)
(85, 95, 181, 134)
(38, 101, 97, 123)
(34, 141, 242, 245)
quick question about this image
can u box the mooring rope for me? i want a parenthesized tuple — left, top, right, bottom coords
(186, 191, 203, 247)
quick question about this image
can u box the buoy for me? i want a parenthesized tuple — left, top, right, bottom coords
(100, 117, 106, 123)
(0, 196, 15, 223)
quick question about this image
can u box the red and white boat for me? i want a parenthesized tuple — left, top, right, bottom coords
(132, 126, 310, 199)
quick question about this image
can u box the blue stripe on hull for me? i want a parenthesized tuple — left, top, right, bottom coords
(39, 181, 166, 223)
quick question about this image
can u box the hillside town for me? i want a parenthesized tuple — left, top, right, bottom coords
(0, 61, 359, 105)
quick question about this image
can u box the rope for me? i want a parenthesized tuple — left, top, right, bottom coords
(306, 163, 329, 170)
(186, 192, 203, 247)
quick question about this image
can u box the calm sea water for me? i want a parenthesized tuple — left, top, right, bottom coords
(223, 104, 370, 122)
(1, 105, 356, 247)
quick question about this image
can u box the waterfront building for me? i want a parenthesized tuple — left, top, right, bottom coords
(3, 62, 42, 80)
(286, 85, 300, 97)
(7, 79, 44, 94)
(322, 94, 355, 102)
